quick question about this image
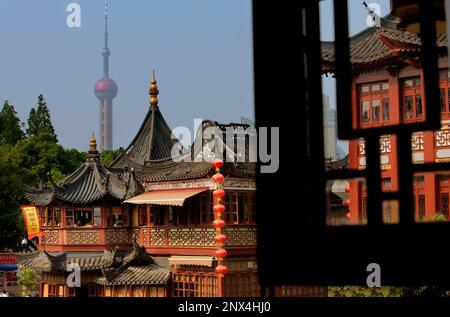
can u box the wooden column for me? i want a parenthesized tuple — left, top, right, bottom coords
(147, 204, 151, 247)
(348, 79, 359, 224)
(424, 130, 437, 217)
(389, 73, 401, 192)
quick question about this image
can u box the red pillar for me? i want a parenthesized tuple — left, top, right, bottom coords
(388, 74, 400, 192)
(423, 131, 437, 217)
(348, 138, 361, 224)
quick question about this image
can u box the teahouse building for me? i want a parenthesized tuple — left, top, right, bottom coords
(20, 72, 258, 297)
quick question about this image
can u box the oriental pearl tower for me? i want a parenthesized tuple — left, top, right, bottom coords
(94, 1, 118, 151)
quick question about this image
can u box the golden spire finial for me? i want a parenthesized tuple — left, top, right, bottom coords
(89, 132, 97, 152)
(149, 69, 159, 107)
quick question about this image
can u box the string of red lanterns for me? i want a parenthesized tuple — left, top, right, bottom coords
(345, 184, 351, 220)
(212, 159, 228, 276)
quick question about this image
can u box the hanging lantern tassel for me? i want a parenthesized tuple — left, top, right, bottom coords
(212, 159, 228, 276)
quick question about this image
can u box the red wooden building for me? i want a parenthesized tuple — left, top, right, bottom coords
(322, 14, 450, 223)
(18, 73, 258, 297)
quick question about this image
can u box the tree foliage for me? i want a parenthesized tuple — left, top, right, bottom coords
(12, 133, 85, 187)
(328, 285, 450, 297)
(100, 149, 121, 166)
(17, 268, 40, 297)
(26, 94, 58, 143)
(0, 145, 26, 250)
(0, 100, 25, 145)
(0, 94, 85, 249)
(26, 108, 38, 137)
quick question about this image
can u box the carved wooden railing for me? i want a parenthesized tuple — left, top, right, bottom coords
(144, 225, 257, 248)
(40, 225, 257, 248)
(41, 227, 132, 246)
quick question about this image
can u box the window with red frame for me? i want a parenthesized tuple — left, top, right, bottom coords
(358, 81, 389, 126)
(150, 205, 167, 225)
(401, 77, 423, 122)
(40, 207, 61, 227)
(200, 194, 212, 224)
(439, 70, 450, 118)
(65, 208, 74, 227)
(138, 205, 147, 226)
(413, 175, 426, 221)
(439, 174, 450, 218)
(223, 191, 256, 224)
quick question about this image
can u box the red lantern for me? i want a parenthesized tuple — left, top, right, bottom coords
(345, 185, 350, 193)
(213, 219, 225, 228)
(212, 159, 224, 168)
(213, 189, 225, 198)
(345, 212, 351, 220)
(216, 248, 228, 258)
(212, 173, 224, 183)
(215, 234, 227, 243)
(345, 199, 350, 207)
(213, 204, 225, 213)
(216, 265, 228, 274)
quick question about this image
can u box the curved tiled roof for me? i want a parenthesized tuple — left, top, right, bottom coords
(14, 250, 116, 272)
(23, 151, 144, 206)
(98, 235, 170, 286)
(112, 120, 256, 182)
(378, 28, 448, 47)
(325, 155, 349, 171)
(14, 238, 170, 286)
(321, 14, 448, 74)
(96, 263, 170, 286)
(110, 105, 178, 167)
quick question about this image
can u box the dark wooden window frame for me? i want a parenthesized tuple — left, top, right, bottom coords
(253, 0, 447, 290)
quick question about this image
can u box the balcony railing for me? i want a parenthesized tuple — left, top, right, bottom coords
(40, 225, 257, 249)
(140, 225, 257, 248)
(41, 227, 132, 246)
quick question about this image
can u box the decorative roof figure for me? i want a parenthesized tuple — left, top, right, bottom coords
(109, 72, 178, 165)
(89, 132, 97, 153)
(149, 70, 159, 107)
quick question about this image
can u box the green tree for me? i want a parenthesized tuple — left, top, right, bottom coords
(12, 133, 84, 187)
(0, 94, 86, 248)
(0, 100, 25, 145)
(0, 136, 85, 248)
(328, 286, 406, 297)
(0, 144, 26, 250)
(17, 268, 40, 297)
(328, 285, 450, 297)
(27, 95, 58, 143)
(26, 108, 38, 137)
(100, 149, 121, 166)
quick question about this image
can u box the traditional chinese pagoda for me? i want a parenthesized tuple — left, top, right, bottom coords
(321, 14, 450, 223)
(19, 132, 170, 296)
(19, 72, 258, 297)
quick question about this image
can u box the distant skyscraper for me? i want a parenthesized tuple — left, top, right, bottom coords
(94, 1, 118, 151)
(323, 94, 337, 160)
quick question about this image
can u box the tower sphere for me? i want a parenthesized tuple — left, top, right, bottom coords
(95, 78, 118, 100)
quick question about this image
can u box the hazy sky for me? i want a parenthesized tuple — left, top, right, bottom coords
(0, 1, 391, 151)
(0, 0, 253, 150)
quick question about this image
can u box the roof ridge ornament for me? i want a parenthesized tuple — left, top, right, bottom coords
(149, 69, 159, 107)
(89, 132, 97, 152)
(47, 172, 62, 190)
(87, 132, 100, 162)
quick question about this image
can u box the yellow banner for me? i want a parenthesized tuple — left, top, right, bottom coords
(21, 206, 41, 238)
